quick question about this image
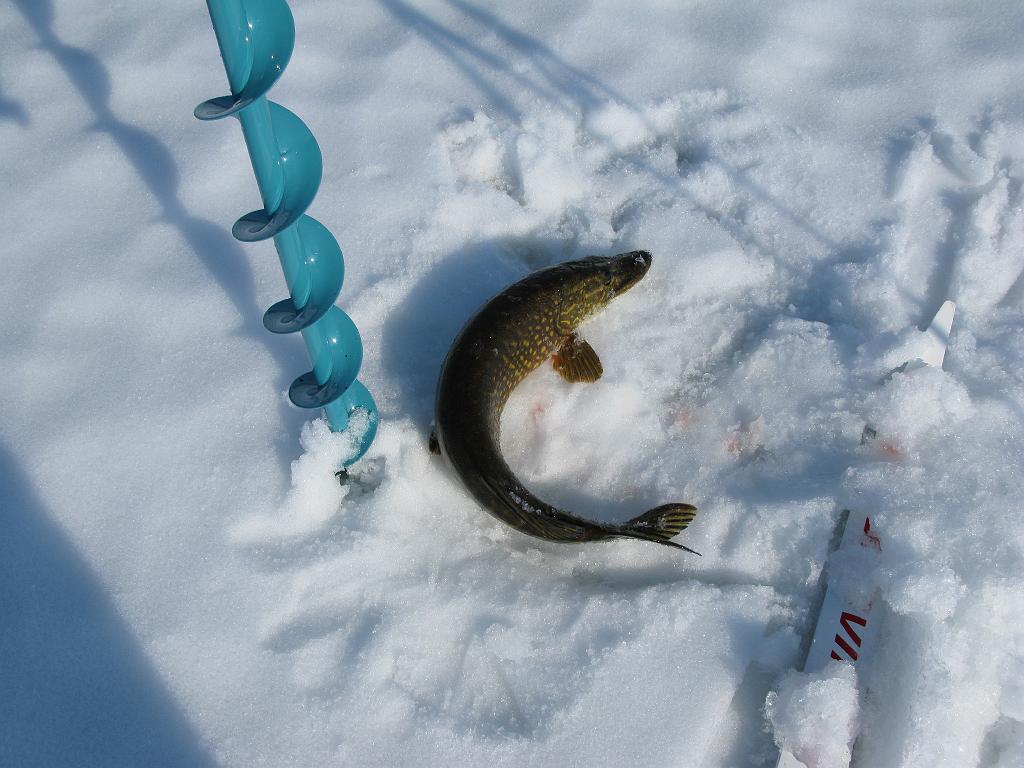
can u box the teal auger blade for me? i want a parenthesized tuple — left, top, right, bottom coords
(264, 216, 344, 334)
(232, 102, 323, 242)
(326, 381, 380, 468)
(194, 0, 294, 121)
(198, 0, 377, 466)
(289, 307, 364, 410)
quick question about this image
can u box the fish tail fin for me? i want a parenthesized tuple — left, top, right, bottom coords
(618, 503, 701, 555)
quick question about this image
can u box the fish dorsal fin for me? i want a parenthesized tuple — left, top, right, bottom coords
(552, 333, 603, 383)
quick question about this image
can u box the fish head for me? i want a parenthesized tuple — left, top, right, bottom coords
(606, 250, 653, 296)
(556, 251, 654, 328)
(573, 250, 652, 299)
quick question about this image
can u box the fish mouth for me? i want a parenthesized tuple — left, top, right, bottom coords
(609, 250, 653, 294)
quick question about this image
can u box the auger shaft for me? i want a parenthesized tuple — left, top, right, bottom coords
(238, 99, 287, 214)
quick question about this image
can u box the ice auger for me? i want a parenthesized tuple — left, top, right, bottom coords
(196, 0, 377, 465)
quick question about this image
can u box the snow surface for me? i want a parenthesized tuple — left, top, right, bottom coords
(767, 664, 860, 768)
(2, 1, 1024, 766)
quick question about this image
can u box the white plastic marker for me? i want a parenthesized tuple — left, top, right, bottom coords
(775, 300, 956, 768)
(920, 300, 956, 368)
(801, 509, 882, 674)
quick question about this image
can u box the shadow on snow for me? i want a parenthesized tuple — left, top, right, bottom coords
(0, 443, 218, 767)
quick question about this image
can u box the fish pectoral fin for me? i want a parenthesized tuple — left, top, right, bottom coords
(552, 333, 603, 383)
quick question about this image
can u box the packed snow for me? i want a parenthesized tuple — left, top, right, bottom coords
(766, 664, 860, 768)
(2, 1, 1023, 766)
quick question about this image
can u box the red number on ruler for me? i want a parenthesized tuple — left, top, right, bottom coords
(830, 611, 868, 662)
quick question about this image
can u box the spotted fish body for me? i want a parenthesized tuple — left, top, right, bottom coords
(434, 251, 699, 553)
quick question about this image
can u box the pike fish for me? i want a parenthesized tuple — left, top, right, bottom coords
(432, 250, 699, 553)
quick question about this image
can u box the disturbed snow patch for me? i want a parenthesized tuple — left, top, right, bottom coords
(766, 663, 860, 768)
(232, 414, 372, 544)
(232, 418, 799, 764)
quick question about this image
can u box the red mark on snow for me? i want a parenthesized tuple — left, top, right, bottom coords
(529, 401, 546, 424)
(879, 440, 904, 459)
(726, 416, 765, 458)
(830, 611, 868, 663)
(675, 408, 696, 427)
